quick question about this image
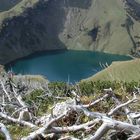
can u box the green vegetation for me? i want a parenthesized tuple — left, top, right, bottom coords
(79, 80, 140, 94)
(0, 125, 31, 140)
(8, 125, 31, 140)
(1, 80, 140, 138)
(23, 89, 54, 116)
(23, 80, 140, 98)
(0, 0, 39, 27)
(83, 59, 140, 82)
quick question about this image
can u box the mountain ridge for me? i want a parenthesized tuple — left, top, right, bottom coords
(0, 0, 140, 65)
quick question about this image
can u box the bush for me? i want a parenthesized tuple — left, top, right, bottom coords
(79, 80, 140, 95)
(124, 81, 139, 93)
(23, 89, 54, 116)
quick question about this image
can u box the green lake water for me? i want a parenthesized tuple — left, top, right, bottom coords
(6, 50, 132, 83)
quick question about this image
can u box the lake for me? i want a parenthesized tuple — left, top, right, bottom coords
(6, 50, 132, 83)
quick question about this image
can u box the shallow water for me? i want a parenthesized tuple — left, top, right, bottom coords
(6, 50, 132, 83)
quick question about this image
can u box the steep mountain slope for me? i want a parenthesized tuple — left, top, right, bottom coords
(0, 0, 140, 64)
(83, 59, 140, 82)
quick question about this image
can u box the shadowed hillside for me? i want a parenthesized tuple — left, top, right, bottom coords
(1, 0, 140, 64)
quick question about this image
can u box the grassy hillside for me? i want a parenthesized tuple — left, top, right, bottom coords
(66, 0, 140, 56)
(83, 59, 140, 82)
(70, 0, 132, 54)
(0, 0, 140, 64)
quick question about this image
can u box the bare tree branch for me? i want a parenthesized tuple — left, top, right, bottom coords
(0, 123, 12, 140)
(108, 94, 138, 116)
(0, 112, 36, 128)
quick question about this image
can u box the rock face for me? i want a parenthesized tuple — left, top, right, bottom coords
(0, 0, 140, 64)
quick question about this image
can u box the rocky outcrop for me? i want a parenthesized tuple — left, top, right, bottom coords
(124, 0, 140, 21)
(1, 0, 140, 64)
(123, 0, 140, 56)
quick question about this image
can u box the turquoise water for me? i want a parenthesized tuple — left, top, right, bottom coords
(6, 50, 132, 83)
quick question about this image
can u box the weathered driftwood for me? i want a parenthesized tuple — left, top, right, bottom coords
(20, 91, 140, 140)
(1, 75, 140, 140)
(0, 123, 12, 140)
